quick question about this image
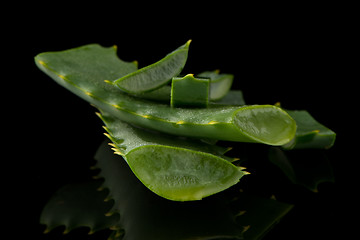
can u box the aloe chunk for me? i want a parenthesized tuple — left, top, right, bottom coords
(171, 74, 210, 108)
(112, 40, 191, 94)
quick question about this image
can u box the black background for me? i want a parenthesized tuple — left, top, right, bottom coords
(7, 3, 352, 239)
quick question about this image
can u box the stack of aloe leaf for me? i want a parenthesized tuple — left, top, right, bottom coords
(35, 40, 336, 239)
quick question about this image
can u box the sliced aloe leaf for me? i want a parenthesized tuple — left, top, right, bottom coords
(97, 110, 247, 201)
(171, 74, 210, 108)
(283, 110, 336, 149)
(112, 40, 191, 94)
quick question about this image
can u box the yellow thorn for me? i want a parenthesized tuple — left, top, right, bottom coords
(43, 228, 51, 234)
(242, 225, 251, 233)
(208, 121, 219, 125)
(176, 120, 186, 125)
(112, 45, 118, 50)
(274, 102, 281, 107)
(312, 130, 320, 133)
(103, 133, 111, 139)
(243, 171, 251, 175)
(104, 196, 112, 202)
(132, 60, 139, 67)
(109, 226, 120, 231)
(89, 165, 98, 170)
(58, 74, 66, 80)
(239, 166, 247, 170)
(95, 112, 102, 118)
(238, 210, 247, 216)
(215, 69, 220, 74)
(105, 212, 114, 217)
(38, 60, 46, 66)
(142, 115, 151, 119)
(226, 147, 233, 151)
(114, 151, 123, 156)
(270, 195, 277, 200)
(88, 230, 95, 235)
(85, 91, 94, 97)
(97, 186, 104, 191)
(112, 104, 122, 110)
(63, 228, 70, 235)
(104, 80, 113, 85)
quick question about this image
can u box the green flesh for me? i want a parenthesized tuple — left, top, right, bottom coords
(98, 110, 245, 201)
(113, 40, 190, 94)
(35, 44, 296, 145)
(198, 70, 234, 101)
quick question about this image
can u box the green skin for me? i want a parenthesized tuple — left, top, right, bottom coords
(35, 44, 296, 146)
(171, 74, 210, 108)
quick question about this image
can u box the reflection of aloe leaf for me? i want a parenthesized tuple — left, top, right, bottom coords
(268, 147, 335, 192)
(231, 193, 294, 240)
(95, 141, 293, 240)
(283, 110, 336, 149)
(40, 180, 119, 235)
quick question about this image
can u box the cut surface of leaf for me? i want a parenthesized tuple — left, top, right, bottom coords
(98, 110, 246, 201)
(113, 40, 191, 94)
(233, 105, 297, 146)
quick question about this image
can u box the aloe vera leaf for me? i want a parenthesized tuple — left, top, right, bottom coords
(40, 180, 120, 235)
(95, 141, 292, 240)
(198, 70, 234, 101)
(97, 110, 246, 201)
(171, 74, 210, 108)
(269, 147, 334, 192)
(35, 43, 296, 145)
(112, 40, 191, 94)
(282, 110, 336, 149)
